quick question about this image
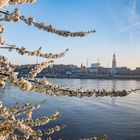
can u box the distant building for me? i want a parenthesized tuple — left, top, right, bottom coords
(89, 63, 100, 74)
(91, 63, 100, 68)
(112, 53, 116, 68)
(115, 67, 131, 75)
(110, 68, 117, 74)
(135, 67, 140, 71)
(134, 67, 140, 75)
(89, 68, 98, 74)
(66, 71, 72, 77)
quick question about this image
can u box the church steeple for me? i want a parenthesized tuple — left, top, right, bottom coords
(112, 53, 116, 68)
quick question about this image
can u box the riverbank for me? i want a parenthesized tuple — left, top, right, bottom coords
(45, 74, 140, 80)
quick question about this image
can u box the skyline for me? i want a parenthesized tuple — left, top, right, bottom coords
(1, 0, 140, 69)
(15, 53, 139, 70)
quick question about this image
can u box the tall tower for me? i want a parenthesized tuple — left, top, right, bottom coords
(112, 53, 116, 68)
(86, 58, 89, 68)
(81, 62, 83, 68)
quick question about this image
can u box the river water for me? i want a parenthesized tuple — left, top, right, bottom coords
(0, 79, 140, 140)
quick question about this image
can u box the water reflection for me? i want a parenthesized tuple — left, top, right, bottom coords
(0, 79, 140, 140)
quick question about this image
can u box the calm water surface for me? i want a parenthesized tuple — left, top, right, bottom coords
(0, 79, 140, 140)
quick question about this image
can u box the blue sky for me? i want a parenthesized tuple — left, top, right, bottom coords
(1, 0, 140, 69)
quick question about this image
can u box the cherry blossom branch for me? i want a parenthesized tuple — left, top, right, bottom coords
(9, 0, 36, 5)
(1, 72, 140, 98)
(0, 0, 36, 9)
(0, 100, 65, 140)
(28, 60, 54, 78)
(0, 44, 69, 59)
(0, 9, 96, 37)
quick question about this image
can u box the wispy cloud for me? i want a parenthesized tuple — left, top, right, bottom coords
(117, 21, 140, 33)
(128, 0, 137, 21)
(116, 0, 140, 43)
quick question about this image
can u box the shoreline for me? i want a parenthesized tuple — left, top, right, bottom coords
(44, 75, 140, 80)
